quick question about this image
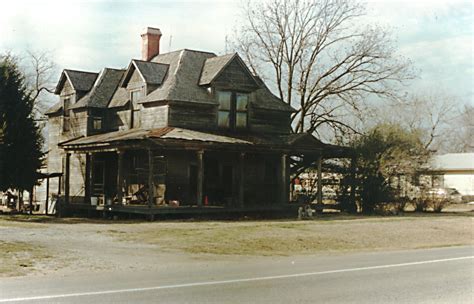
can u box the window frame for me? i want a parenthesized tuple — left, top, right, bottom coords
(216, 90, 249, 131)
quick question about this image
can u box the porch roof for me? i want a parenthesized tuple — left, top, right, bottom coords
(59, 127, 352, 157)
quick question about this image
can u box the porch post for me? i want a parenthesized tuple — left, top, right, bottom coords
(350, 155, 356, 211)
(280, 153, 288, 205)
(45, 176, 49, 215)
(238, 152, 245, 208)
(65, 153, 71, 205)
(317, 155, 323, 205)
(148, 149, 154, 207)
(29, 186, 34, 215)
(117, 150, 124, 205)
(196, 150, 204, 207)
(84, 153, 91, 204)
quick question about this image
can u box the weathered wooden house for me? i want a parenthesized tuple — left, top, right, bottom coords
(45, 27, 352, 217)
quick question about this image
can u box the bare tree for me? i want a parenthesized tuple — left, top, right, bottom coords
(444, 104, 474, 153)
(18, 50, 57, 118)
(375, 92, 459, 152)
(234, 0, 414, 138)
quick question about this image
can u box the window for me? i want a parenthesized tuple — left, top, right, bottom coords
(217, 91, 249, 130)
(217, 91, 232, 128)
(63, 98, 71, 116)
(92, 117, 102, 130)
(130, 90, 142, 129)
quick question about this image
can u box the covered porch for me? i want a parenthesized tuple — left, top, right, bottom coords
(58, 127, 355, 217)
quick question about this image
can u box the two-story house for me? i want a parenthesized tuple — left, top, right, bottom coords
(45, 27, 352, 217)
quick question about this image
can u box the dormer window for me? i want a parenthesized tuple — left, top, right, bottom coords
(92, 117, 102, 130)
(217, 91, 248, 130)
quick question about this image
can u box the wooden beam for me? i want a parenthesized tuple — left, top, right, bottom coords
(238, 152, 245, 208)
(84, 153, 91, 204)
(196, 150, 204, 207)
(117, 150, 124, 205)
(45, 177, 49, 215)
(148, 149, 154, 207)
(29, 186, 34, 215)
(65, 153, 71, 205)
(280, 153, 288, 205)
(317, 155, 323, 205)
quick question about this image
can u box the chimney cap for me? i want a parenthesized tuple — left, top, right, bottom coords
(141, 27, 162, 36)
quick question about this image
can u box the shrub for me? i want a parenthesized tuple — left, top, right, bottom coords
(413, 198, 428, 212)
(427, 199, 450, 213)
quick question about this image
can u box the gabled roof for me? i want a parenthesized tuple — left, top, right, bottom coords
(141, 49, 217, 104)
(121, 60, 169, 87)
(108, 87, 130, 108)
(70, 68, 125, 110)
(198, 53, 236, 85)
(54, 69, 99, 94)
(44, 101, 63, 115)
(52, 49, 296, 113)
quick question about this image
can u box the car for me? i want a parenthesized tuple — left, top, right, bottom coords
(425, 187, 463, 203)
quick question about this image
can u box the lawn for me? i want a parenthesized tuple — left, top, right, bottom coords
(0, 212, 472, 277)
(105, 214, 473, 256)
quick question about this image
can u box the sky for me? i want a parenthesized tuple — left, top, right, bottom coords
(0, 0, 472, 105)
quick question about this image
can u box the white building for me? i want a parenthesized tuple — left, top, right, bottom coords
(429, 153, 474, 196)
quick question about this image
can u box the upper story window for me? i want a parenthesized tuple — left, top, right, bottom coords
(63, 98, 71, 117)
(92, 117, 102, 130)
(217, 91, 249, 130)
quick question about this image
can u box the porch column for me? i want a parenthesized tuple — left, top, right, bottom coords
(65, 153, 71, 205)
(350, 155, 356, 211)
(196, 150, 204, 207)
(148, 149, 154, 207)
(116, 150, 124, 205)
(317, 155, 323, 205)
(280, 153, 288, 205)
(238, 152, 245, 208)
(84, 153, 91, 204)
(45, 176, 49, 215)
(29, 186, 34, 215)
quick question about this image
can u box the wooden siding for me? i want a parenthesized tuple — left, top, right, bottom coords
(248, 106, 291, 134)
(126, 69, 145, 92)
(168, 103, 217, 130)
(212, 58, 258, 92)
(140, 104, 168, 129)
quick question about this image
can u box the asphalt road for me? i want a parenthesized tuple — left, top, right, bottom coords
(1, 246, 472, 303)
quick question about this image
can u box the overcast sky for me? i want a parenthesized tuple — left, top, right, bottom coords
(1, 0, 472, 105)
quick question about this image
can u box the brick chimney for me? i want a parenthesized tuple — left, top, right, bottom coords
(141, 27, 162, 61)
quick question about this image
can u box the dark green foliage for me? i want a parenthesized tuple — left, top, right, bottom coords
(0, 55, 43, 192)
(351, 124, 429, 214)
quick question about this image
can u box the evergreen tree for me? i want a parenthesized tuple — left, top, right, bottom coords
(350, 124, 429, 214)
(0, 55, 43, 193)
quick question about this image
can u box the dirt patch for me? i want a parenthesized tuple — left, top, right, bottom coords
(0, 241, 53, 277)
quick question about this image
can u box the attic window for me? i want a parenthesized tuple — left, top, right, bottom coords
(217, 91, 248, 130)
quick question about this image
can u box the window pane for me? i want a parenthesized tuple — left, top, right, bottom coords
(217, 91, 231, 110)
(93, 117, 102, 130)
(236, 94, 248, 111)
(218, 111, 230, 128)
(236, 112, 247, 128)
